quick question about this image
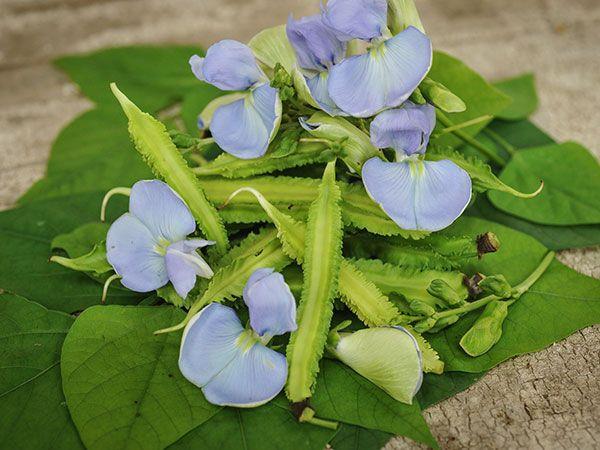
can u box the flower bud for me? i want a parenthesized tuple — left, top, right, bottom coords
(419, 78, 466, 113)
(428, 314, 459, 333)
(427, 279, 464, 306)
(479, 274, 513, 298)
(409, 300, 436, 317)
(459, 300, 509, 356)
(413, 317, 437, 333)
(327, 327, 423, 404)
(387, 0, 426, 35)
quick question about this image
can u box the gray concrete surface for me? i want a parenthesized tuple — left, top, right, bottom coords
(0, 0, 598, 448)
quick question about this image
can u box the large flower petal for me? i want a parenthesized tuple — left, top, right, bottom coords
(106, 213, 168, 292)
(202, 337, 287, 407)
(210, 83, 281, 159)
(286, 14, 346, 71)
(165, 240, 214, 298)
(370, 102, 436, 156)
(362, 157, 472, 231)
(322, 0, 388, 41)
(179, 303, 288, 408)
(195, 40, 265, 91)
(243, 268, 297, 337)
(328, 27, 432, 118)
(179, 303, 245, 387)
(305, 71, 346, 116)
(129, 180, 195, 243)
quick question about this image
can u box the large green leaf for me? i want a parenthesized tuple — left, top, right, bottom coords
(428, 217, 600, 373)
(330, 425, 392, 450)
(0, 294, 83, 449)
(61, 305, 220, 450)
(54, 46, 219, 112)
(469, 196, 600, 250)
(488, 142, 600, 225)
(428, 51, 511, 148)
(0, 193, 141, 313)
(493, 73, 538, 120)
(311, 360, 438, 449)
(168, 397, 335, 450)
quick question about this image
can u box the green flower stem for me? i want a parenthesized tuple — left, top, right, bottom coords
(100, 187, 131, 222)
(436, 115, 493, 135)
(433, 251, 555, 320)
(483, 128, 517, 156)
(435, 109, 506, 167)
(298, 407, 339, 430)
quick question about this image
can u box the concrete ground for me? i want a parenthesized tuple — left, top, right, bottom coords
(0, 0, 598, 448)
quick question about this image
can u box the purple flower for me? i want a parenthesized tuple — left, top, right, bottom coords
(370, 101, 436, 156)
(106, 180, 214, 298)
(179, 268, 297, 407)
(321, 0, 389, 42)
(190, 40, 281, 159)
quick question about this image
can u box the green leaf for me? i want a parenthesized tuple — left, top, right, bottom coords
(168, 396, 335, 450)
(54, 46, 218, 112)
(469, 196, 600, 250)
(417, 371, 483, 409)
(111, 84, 229, 253)
(428, 216, 600, 372)
(488, 142, 600, 225)
(0, 294, 84, 449)
(51, 222, 109, 257)
(428, 51, 511, 148)
(493, 73, 538, 121)
(286, 162, 343, 402)
(21, 46, 221, 205)
(61, 305, 220, 450)
(0, 192, 141, 312)
(330, 425, 392, 450)
(50, 243, 112, 277)
(311, 360, 438, 449)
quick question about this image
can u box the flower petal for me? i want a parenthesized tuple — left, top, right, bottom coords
(165, 240, 214, 298)
(106, 213, 167, 292)
(210, 83, 281, 159)
(370, 102, 436, 155)
(243, 268, 297, 337)
(327, 27, 432, 118)
(202, 337, 287, 407)
(200, 40, 265, 91)
(330, 326, 422, 404)
(189, 54, 205, 81)
(179, 303, 245, 387)
(129, 180, 195, 243)
(286, 14, 346, 71)
(322, 0, 388, 41)
(362, 157, 472, 231)
(305, 71, 346, 116)
(179, 303, 287, 408)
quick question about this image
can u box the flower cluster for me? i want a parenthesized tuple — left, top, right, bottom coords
(191, 0, 471, 232)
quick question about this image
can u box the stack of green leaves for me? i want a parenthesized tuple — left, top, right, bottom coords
(1, 39, 599, 450)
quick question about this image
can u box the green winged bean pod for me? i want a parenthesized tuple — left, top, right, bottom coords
(460, 300, 510, 356)
(286, 161, 343, 402)
(110, 84, 229, 254)
(220, 185, 400, 327)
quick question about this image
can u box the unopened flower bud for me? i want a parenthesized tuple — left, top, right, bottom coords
(427, 279, 464, 306)
(479, 274, 513, 299)
(413, 317, 437, 333)
(409, 300, 436, 317)
(419, 78, 466, 113)
(460, 300, 509, 356)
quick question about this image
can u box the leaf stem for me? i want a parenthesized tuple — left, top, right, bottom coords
(437, 115, 493, 135)
(434, 251, 555, 319)
(435, 110, 506, 167)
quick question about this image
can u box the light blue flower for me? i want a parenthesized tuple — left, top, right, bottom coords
(370, 101, 436, 156)
(361, 104, 472, 231)
(327, 26, 432, 118)
(106, 180, 214, 298)
(179, 268, 297, 407)
(322, 0, 389, 42)
(190, 40, 282, 159)
(286, 14, 346, 116)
